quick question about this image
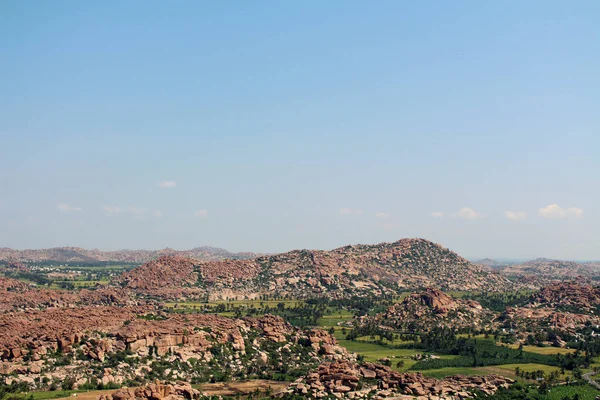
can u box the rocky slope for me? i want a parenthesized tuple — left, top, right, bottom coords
(0, 308, 347, 390)
(498, 306, 600, 345)
(0, 276, 31, 292)
(497, 281, 600, 345)
(99, 381, 201, 400)
(369, 289, 496, 333)
(0, 277, 136, 312)
(528, 281, 600, 313)
(498, 258, 600, 284)
(119, 239, 516, 299)
(280, 360, 513, 399)
(0, 246, 259, 264)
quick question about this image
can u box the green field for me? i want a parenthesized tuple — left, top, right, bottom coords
(315, 311, 354, 327)
(165, 299, 304, 309)
(503, 343, 577, 355)
(52, 280, 110, 287)
(541, 385, 600, 400)
(336, 338, 423, 371)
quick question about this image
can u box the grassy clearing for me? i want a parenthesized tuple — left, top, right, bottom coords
(52, 280, 109, 287)
(502, 343, 577, 355)
(444, 291, 472, 299)
(420, 363, 563, 380)
(420, 367, 486, 378)
(11, 389, 109, 400)
(165, 299, 305, 309)
(316, 311, 354, 327)
(336, 339, 422, 371)
(493, 363, 563, 374)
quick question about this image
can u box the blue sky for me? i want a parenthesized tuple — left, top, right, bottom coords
(1, 1, 599, 259)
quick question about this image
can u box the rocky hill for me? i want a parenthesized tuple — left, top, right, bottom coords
(118, 238, 517, 300)
(0, 276, 136, 312)
(498, 258, 600, 284)
(0, 306, 346, 391)
(0, 246, 259, 264)
(496, 281, 600, 345)
(282, 359, 513, 398)
(362, 289, 496, 333)
(528, 281, 600, 313)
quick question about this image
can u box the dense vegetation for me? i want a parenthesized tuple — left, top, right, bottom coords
(462, 291, 531, 312)
(412, 328, 591, 371)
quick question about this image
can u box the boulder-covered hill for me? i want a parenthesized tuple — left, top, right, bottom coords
(118, 238, 517, 299)
(498, 257, 600, 284)
(366, 288, 496, 333)
(0, 246, 259, 264)
(528, 281, 600, 314)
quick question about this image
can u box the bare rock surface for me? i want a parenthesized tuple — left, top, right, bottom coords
(0, 280, 136, 312)
(282, 360, 513, 399)
(98, 381, 200, 400)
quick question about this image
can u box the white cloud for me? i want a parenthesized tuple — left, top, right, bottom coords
(158, 180, 176, 188)
(374, 212, 390, 219)
(505, 210, 527, 221)
(103, 205, 122, 215)
(57, 203, 82, 213)
(451, 207, 484, 220)
(538, 204, 584, 219)
(339, 207, 363, 215)
(193, 209, 208, 218)
(430, 212, 444, 218)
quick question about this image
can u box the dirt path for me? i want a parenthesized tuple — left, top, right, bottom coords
(583, 371, 600, 390)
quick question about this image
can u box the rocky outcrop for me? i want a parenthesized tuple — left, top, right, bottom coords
(281, 360, 513, 399)
(367, 289, 495, 332)
(499, 306, 600, 342)
(0, 307, 346, 390)
(0, 277, 31, 292)
(495, 282, 600, 344)
(0, 306, 150, 361)
(99, 381, 200, 400)
(117, 256, 200, 292)
(529, 281, 600, 313)
(0, 282, 136, 312)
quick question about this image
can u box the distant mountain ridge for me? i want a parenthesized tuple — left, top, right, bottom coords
(474, 258, 506, 268)
(118, 238, 517, 299)
(0, 246, 259, 263)
(498, 257, 600, 282)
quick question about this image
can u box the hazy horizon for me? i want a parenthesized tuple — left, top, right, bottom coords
(2, 239, 599, 264)
(2, 1, 599, 259)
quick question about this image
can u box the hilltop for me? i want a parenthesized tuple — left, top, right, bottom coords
(0, 246, 259, 264)
(118, 238, 516, 299)
(528, 280, 600, 314)
(358, 288, 496, 333)
(382, 289, 495, 331)
(498, 257, 600, 285)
